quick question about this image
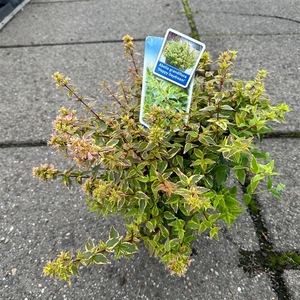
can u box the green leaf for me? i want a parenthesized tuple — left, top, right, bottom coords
(120, 242, 137, 255)
(221, 105, 235, 111)
(213, 165, 228, 188)
(106, 139, 119, 148)
(270, 189, 282, 200)
(81, 170, 92, 176)
(151, 205, 159, 216)
(93, 253, 110, 264)
(173, 188, 190, 197)
(276, 182, 285, 191)
(165, 238, 171, 252)
(85, 238, 95, 251)
(109, 226, 119, 239)
(186, 219, 201, 230)
(158, 224, 169, 238)
(222, 212, 235, 226)
(265, 159, 275, 173)
(247, 176, 261, 194)
(146, 220, 156, 232)
(190, 159, 202, 167)
(175, 155, 184, 168)
(125, 207, 138, 217)
(70, 264, 79, 276)
(250, 157, 259, 173)
(208, 213, 220, 223)
(167, 147, 181, 158)
(136, 176, 149, 183)
(169, 238, 180, 248)
(137, 141, 148, 152)
(164, 211, 176, 220)
(170, 202, 179, 214)
(243, 194, 252, 206)
(162, 171, 173, 180)
(106, 237, 121, 250)
(252, 173, 265, 183)
(193, 148, 204, 159)
(62, 174, 72, 188)
(198, 221, 209, 234)
(235, 113, 245, 127)
(200, 105, 215, 112)
(149, 165, 157, 181)
(158, 161, 168, 173)
(82, 251, 93, 261)
(92, 164, 101, 176)
(119, 158, 132, 167)
(177, 228, 185, 241)
(267, 175, 272, 189)
(139, 198, 147, 213)
(209, 227, 220, 240)
(168, 219, 185, 229)
(184, 143, 196, 154)
(136, 191, 149, 200)
(126, 168, 137, 178)
(174, 168, 189, 187)
(188, 174, 204, 185)
(215, 119, 229, 131)
(235, 168, 246, 185)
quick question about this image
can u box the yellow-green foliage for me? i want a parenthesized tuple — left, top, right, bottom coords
(33, 36, 290, 283)
(163, 38, 198, 70)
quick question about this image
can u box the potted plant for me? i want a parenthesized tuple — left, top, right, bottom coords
(163, 37, 198, 70)
(33, 35, 289, 284)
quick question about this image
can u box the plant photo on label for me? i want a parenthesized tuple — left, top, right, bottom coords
(163, 37, 198, 71)
(33, 35, 290, 284)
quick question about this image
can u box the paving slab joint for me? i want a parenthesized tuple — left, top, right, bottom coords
(193, 9, 300, 26)
(238, 174, 300, 300)
(0, 140, 47, 148)
(264, 131, 300, 139)
(181, 0, 199, 40)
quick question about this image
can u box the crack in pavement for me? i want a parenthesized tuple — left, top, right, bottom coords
(0, 140, 47, 148)
(0, 132, 300, 149)
(0, 39, 144, 49)
(193, 9, 300, 25)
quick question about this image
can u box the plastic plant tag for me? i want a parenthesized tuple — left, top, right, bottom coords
(139, 36, 195, 129)
(153, 28, 205, 88)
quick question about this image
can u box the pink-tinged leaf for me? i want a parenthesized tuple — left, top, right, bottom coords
(87, 152, 93, 160)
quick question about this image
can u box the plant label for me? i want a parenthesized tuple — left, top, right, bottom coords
(139, 36, 194, 129)
(153, 28, 205, 88)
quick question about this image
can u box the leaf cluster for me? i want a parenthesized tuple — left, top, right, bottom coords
(34, 36, 290, 281)
(163, 38, 198, 70)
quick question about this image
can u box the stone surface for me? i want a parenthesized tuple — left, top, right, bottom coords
(202, 34, 300, 132)
(0, 147, 272, 299)
(283, 271, 300, 300)
(0, 0, 189, 46)
(189, 0, 300, 22)
(1, 0, 300, 298)
(257, 138, 300, 252)
(0, 42, 144, 142)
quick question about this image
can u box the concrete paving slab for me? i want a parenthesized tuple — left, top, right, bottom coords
(256, 138, 300, 252)
(283, 270, 300, 300)
(201, 35, 300, 133)
(1, 33, 298, 144)
(189, 0, 300, 23)
(189, 10, 299, 36)
(0, 0, 299, 298)
(0, 41, 145, 142)
(0, 0, 189, 47)
(0, 146, 273, 299)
